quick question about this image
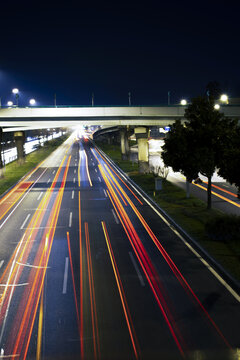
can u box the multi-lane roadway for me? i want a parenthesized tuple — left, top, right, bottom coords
(0, 133, 239, 359)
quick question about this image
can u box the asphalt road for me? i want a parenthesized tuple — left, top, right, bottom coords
(0, 133, 239, 360)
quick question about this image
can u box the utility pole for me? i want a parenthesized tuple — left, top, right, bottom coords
(168, 91, 171, 105)
(54, 93, 56, 107)
(128, 92, 131, 106)
(92, 93, 94, 106)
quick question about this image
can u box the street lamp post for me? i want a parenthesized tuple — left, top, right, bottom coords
(180, 99, 187, 106)
(12, 88, 19, 106)
(29, 99, 36, 106)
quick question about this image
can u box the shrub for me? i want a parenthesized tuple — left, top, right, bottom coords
(205, 215, 240, 242)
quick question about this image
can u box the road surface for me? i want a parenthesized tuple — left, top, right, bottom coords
(0, 133, 239, 360)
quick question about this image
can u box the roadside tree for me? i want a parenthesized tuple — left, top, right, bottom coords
(161, 120, 199, 198)
(217, 121, 240, 197)
(162, 96, 228, 209)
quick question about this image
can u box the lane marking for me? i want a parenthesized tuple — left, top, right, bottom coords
(97, 148, 240, 303)
(103, 189, 108, 198)
(74, 169, 76, 174)
(0, 283, 29, 287)
(95, 169, 97, 173)
(0, 260, 4, 269)
(20, 214, 31, 230)
(16, 262, 50, 269)
(62, 257, 69, 294)
(69, 212, 73, 228)
(52, 170, 56, 174)
(47, 178, 51, 184)
(122, 173, 240, 302)
(98, 177, 102, 183)
(129, 252, 145, 287)
(111, 209, 119, 224)
(72, 190, 75, 199)
(37, 192, 43, 201)
(73, 178, 76, 183)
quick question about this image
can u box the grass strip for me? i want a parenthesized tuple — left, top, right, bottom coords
(0, 135, 68, 196)
(96, 141, 240, 281)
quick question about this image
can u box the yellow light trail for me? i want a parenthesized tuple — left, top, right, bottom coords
(101, 221, 139, 359)
(84, 150, 92, 187)
(85, 222, 100, 359)
(194, 183, 240, 208)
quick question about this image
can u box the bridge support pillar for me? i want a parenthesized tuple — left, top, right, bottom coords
(134, 127, 149, 173)
(14, 131, 25, 165)
(120, 128, 130, 160)
(0, 127, 3, 178)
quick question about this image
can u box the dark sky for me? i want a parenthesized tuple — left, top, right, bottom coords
(0, 0, 239, 106)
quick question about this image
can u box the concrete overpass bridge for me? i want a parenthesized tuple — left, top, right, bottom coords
(1, 105, 240, 172)
(1, 105, 240, 132)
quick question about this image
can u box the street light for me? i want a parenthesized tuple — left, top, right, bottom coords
(7, 101, 13, 106)
(220, 94, 228, 103)
(180, 99, 187, 105)
(214, 104, 220, 110)
(12, 88, 19, 106)
(29, 98, 36, 105)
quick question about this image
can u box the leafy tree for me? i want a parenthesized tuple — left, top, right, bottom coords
(217, 121, 240, 197)
(162, 96, 228, 209)
(162, 120, 199, 198)
(184, 96, 227, 209)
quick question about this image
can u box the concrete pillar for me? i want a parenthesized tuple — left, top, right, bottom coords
(0, 127, 4, 178)
(134, 127, 149, 173)
(14, 131, 25, 165)
(120, 128, 130, 160)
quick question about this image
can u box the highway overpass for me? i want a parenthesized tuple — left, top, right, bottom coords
(1, 105, 240, 132)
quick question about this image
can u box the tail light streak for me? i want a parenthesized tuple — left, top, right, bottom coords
(0, 156, 71, 359)
(101, 221, 139, 359)
(85, 222, 100, 359)
(98, 157, 231, 354)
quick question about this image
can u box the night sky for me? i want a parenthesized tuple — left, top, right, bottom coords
(0, 0, 239, 106)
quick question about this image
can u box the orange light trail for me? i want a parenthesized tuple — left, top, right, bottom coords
(101, 221, 139, 359)
(12, 156, 71, 359)
(93, 147, 143, 205)
(99, 158, 231, 350)
(79, 191, 84, 359)
(194, 183, 240, 208)
(67, 231, 80, 328)
(0, 155, 67, 305)
(0, 156, 71, 359)
(85, 222, 100, 360)
(0, 181, 33, 222)
(84, 150, 92, 187)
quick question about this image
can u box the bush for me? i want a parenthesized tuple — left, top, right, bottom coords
(205, 215, 240, 242)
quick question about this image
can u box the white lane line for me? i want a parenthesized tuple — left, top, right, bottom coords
(69, 212, 72, 228)
(72, 190, 75, 199)
(0, 260, 4, 269)
(103, 189, 108, 198)
(129, 252, 145, 287)
(95, 169, 97, 173)
(98, 176, 102, 182)
(20, 214, 31, 230)
(74, 169, 76, 174)
(47, 178, 51, 184)
(37, 192, 43, 201)
(62, 257, 69, 294)
(111, 209, 119, 224)
(116, 167, 240, 302)
(52, 170, 56, 174)
(0, 167, 50, 230)
(73, 178, 76, 183)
